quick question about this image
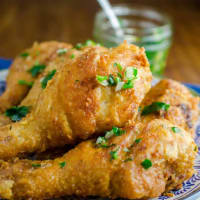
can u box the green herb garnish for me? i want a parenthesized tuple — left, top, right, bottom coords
(18, 80, 33, 88)
(108, 75, 116, 86)
(105, 127, 125, 139)
(59, 161, 66, 168)
(20, 52, 29, 58)
(141, 102, 170, 116)
(110, 148, 119, 161)
(124, 67, 138, 80)
(141, 159, 152, 170)
(75, 40, 100, 50)
(70, 54, 75, 59)
(28, 64, 46, 77)
(32, 163, 41, 168)
(122, 80, 134, 90)
(171, 127, 181, 133)
(5, 106, 30, 122)
(96, 75, 108, 86)
(57, 48, 67, 55)
(135, 138, 142, 144)
(123, 147, 130, 152)
(41, 69, 56, 89)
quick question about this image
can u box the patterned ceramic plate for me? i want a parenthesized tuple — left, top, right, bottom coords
(0, 58, 200, 200)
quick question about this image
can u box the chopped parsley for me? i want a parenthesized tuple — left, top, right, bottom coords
(59, 161, 66, 168)
(171, 127, 181, 133)
(141, 159, 152, 170)
(95, 136, 115, 148)
(20, 52, 29, 58)
(124, 158, 133, 162)
(5, 106, 30, 122)
(18, 80, 33, 88)
(122, 80, 134, 90)
(57, 48, 67, 55)
(70, 54, 75, 59)
(135, 138, 142, 144)
(96, 75, 109, 86)
(32, 163, 41, 168)
(75, 40, 100, 49)
(41, 69, 56, 89)
(108, 75, 116, 86)
(28, 64, 46, 77)
(110, 148, 119, 161)
(123, 147, 130, 153)
(96, 65, 138, 92)
(105, 127, 125, 139)
(141, 102, 170, 116)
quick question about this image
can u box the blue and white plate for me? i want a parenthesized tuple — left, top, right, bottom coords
(0, 58, 200, 200)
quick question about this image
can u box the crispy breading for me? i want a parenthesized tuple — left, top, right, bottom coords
(0, 42, 152, 159)
(138, 79, 199, 136)
(0, 119, 196, 199)
(0, 41, 72, 113)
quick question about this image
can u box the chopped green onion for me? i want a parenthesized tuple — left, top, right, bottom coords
(18, 80, 33, 88)
(114, 63, 123, 71)
(171, 127, 181, 133)
(20, 52, 29, 58)
(141, 159, 152, 170)
(96, 75, 108, 86)
(108, 75, 116, 86)
(123, 147, 130, 152)
(32, 163, 41, 168)
(112, 126, 125, 136)
(141, 102, 170, 116)
(28, 64, 46, 77)
(135, 138, 142, 144)
(70, 54, 75, 59)
(41, 69, 56, 89)
(124, 67, 138, 80)
(96, 136, 107, 145)
(124, 158, 133, 162)
(59, 161, 66, 168)
(122, 80, 134, 90)
(5, 106, 30, 122)
(110, 148, 119, 161)
(75, 40, 100, 50)
(57, 48, 67, 55)
(105, 130, 114, 139)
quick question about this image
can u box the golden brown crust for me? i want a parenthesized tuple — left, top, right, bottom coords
(138, 79, 199, 136)
(0, 41, 72, 113)
(0, 42, 152, 159)
(0, 119, 196, 199)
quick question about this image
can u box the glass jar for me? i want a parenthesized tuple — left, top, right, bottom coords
(93, 4, 172, 76)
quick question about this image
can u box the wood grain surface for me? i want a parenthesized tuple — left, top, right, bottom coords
(0, 0, 199, 83)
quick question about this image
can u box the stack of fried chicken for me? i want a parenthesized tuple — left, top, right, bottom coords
(0, 41, 198, 200)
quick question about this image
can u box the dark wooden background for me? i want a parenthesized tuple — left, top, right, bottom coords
(0, 0, 200, 83)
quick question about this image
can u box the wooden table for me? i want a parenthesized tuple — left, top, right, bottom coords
(0, 0, 200, 83)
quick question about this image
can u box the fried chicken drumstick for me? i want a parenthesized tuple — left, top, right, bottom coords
(0, 42, 152, 159)
(0, 41, 72, 113)
(0, 79, 198, 200)
(0, 118, 196, 200)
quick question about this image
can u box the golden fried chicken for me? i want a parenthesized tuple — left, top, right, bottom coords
(138, 79, 199, 136)
(0, 119, 196, 200)
(0, 42, 152, 159)
(0, 41, 72, 113)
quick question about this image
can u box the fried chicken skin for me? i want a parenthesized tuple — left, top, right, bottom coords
(0, 42, 152, 159)
(138, 79, 199, 136)
(0, 119, 196, 200)
(0, 41, 72, 113)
